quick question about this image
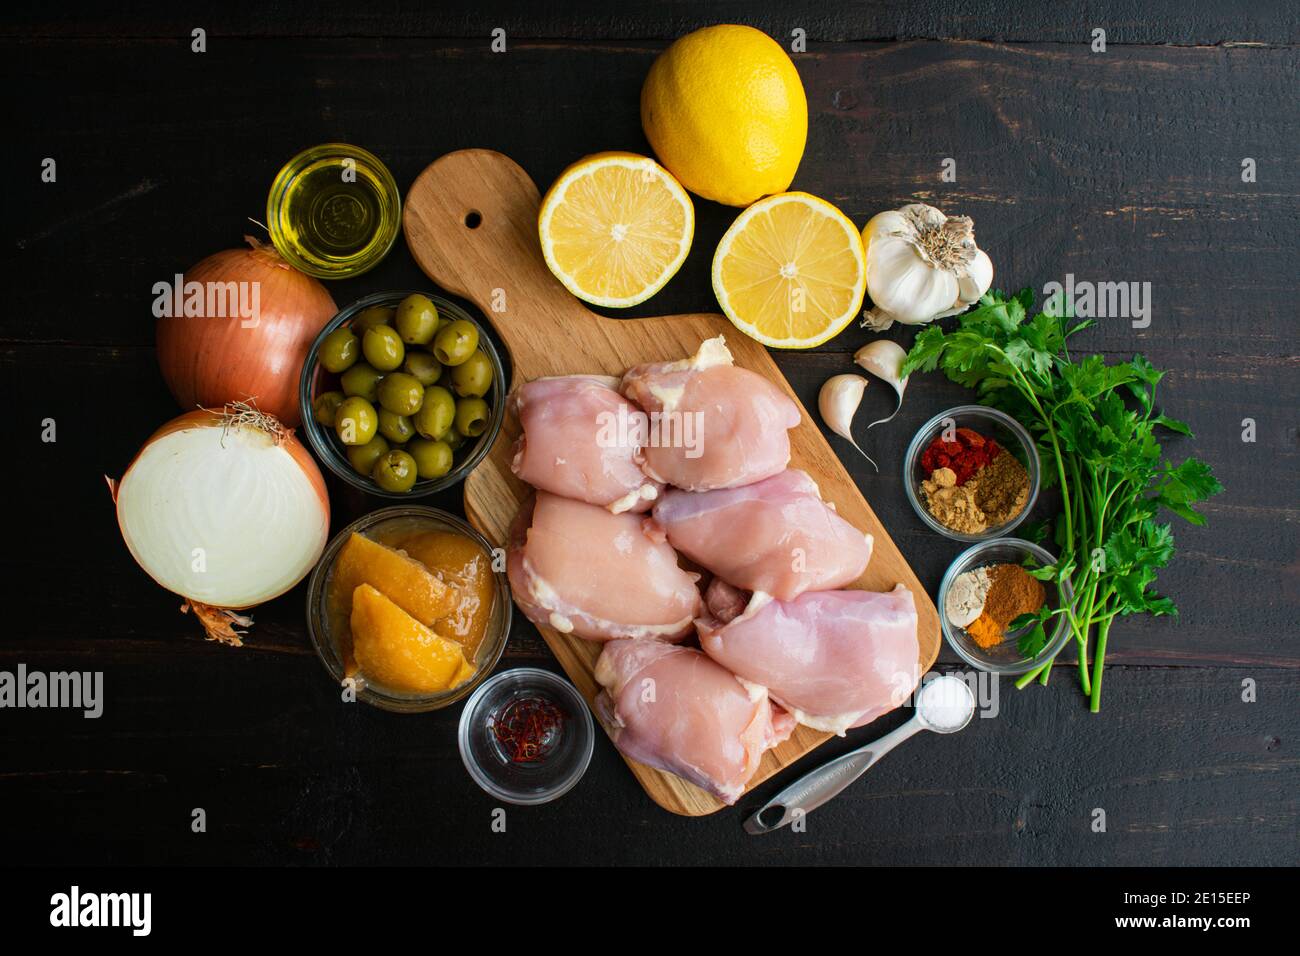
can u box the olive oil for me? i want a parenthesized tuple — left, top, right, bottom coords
(267, 143, 400, 279)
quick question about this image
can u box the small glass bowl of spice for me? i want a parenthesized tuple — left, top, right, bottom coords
(938, 538, 1073, 674)
(903, 405, 1040, 541)
(458, 668, 595, 805)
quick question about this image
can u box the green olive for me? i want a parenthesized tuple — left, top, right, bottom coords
(432, 319, 479, 367)
(402, 350, 443, 387)
(352, 306, 394, 336)
(413, 386, 456, 439)
(363, 325, 405, 372)
(376, 371, 425, 416)
(346, 435, 389, 475)
(335, 397, 378, 446)
(442, 426, 466, 452)
(312, 390, 345, 427)
(407, 438, 454, 479)
(372, 450, 418, 493)
(449, 350, 493, 397)
(454, 397, 491, 438)
(318, 327, 360, 373)
(378, 409, 414, 444)
(340, 362, 383, 402)
(395, 294, 440, 345)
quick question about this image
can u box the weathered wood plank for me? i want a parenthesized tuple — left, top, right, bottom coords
(8, 1, 1300, 45)
(0, 658, 1291, 865)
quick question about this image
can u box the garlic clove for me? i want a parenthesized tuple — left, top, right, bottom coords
(958, 248, 994, 305)
(862, 208, 910, 244)
(866, 238, 960, 324)
(854, 340, 909, 429)
(818, 374, 877, 472)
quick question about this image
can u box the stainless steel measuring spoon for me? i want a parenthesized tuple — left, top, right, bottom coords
(743, 674, 976, 834)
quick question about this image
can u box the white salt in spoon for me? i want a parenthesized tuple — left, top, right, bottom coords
(743, 674, 975, 834)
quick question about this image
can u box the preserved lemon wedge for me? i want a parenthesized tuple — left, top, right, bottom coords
(331, 532, 455, 627)
(712, 192, 866, 349)
(538, 152, 694, 308)
(351, 584, 475, 694)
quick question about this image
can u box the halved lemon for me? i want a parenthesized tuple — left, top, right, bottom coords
(712, 192, 867, 349)
(538, 152, 694, 308)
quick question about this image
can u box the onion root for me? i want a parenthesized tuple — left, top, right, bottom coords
(181, 601, 254, 647)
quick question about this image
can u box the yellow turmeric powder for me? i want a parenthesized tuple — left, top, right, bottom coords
(967, 612, 1003, 648)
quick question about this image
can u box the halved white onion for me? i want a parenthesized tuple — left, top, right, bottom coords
(110, 407, 330, 645)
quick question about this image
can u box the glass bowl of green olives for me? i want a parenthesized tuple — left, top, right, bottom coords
(299, 290, 505, 499)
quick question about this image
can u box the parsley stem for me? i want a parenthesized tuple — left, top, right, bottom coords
(987, 345, 1074, 546)
(1015, 660, 1050, 689)
(1090, 617, 1113, 712)
(1077, 634, 1092, 696)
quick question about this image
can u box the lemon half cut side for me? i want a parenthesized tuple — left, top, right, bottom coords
(538, 152, 695, 309)
(712, 192, 867, 349)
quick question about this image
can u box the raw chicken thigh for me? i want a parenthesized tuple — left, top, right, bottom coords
(648, 469, 873, 601)
(620, 336, 801, 491)
(594, 638, 796, 804)
(510, 375, 663, 513)
(507, 491, 700, 642)
(697, 582, 920, 735)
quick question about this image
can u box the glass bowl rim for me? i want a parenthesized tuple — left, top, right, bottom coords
(937, 536, 1074, 675)
(297, 289, 506, 500)
(457, 666, 596, 805)
(304, 504, 512, 712)
(902, 403, 1041, 542)
(266, 141, 401, 279)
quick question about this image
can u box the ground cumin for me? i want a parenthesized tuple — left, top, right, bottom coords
(966, 563, 1047, 649)
(974, 451, 1030, 527)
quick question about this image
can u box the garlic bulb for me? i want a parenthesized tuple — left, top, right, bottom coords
(818, 374, 877, 472)
(860, 203, 993, 331)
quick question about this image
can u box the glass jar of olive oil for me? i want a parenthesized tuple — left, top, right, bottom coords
(267, 143, 401, 279)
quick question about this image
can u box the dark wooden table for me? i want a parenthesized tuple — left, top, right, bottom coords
(5, 2, 1296, 866)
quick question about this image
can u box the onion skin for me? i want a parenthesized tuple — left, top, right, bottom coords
(109, 408, 331, 646)
(156, 238, 336, 427)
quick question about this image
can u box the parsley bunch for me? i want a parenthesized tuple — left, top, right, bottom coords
(902, 290, 1222, 710)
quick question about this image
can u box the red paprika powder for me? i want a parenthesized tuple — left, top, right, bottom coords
(920, 427, 1002, 485)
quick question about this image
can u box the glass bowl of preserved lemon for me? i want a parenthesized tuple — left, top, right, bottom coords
(299, 290, 505, 499)
(306, 506, 512, 713)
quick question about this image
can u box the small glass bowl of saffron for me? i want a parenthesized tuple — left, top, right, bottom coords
(458, 668, 594, 805)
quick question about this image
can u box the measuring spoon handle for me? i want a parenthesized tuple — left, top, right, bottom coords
(744, 717, 924, 834)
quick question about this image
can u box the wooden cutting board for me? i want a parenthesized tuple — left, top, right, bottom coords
(404, 149, 940, 816)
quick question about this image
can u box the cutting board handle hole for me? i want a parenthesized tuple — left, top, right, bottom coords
(464, 210, 483, 229)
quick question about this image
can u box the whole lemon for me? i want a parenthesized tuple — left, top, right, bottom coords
(641, 24, 807, 207)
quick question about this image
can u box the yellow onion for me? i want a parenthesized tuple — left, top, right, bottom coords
(107, 405, 330, 646)
(155, 237, 336, 427)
